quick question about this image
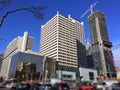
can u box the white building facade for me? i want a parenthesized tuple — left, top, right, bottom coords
(0, 32, 34, 79)
(79, 67, 98, 81)
(40, 12, 87, 80)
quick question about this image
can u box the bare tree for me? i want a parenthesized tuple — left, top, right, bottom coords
(0, 0, 11, 11)
(0, 0, 46, 27)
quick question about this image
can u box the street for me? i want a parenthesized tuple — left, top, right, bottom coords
(0, 88, 13, 90)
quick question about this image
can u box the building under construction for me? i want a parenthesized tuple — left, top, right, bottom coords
(87, 11, 116, 78)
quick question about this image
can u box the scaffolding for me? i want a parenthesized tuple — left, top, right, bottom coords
(106, 48, 116, 72)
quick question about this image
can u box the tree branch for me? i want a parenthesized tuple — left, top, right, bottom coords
(0, 6, 45, 27)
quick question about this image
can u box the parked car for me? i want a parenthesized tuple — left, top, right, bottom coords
(77, 82, 97, 90)
(0, 81, 6, 88)
(51, 82, 70, 90)
(6, 78, 18, 89)
(108, 83, 120, 90)
(16, 83, 26, 90)
(25, 83, 31, 90)
(104, 80, 120, 90)
(94, 81, 107, 90)
(95, 80, 120, 90)
(39, 84, 52, 90)
(30, 82, 39, 90)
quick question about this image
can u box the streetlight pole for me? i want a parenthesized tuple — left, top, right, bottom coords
(45, 70, 48, 83)
(108, 64, 111, 79)
(61, 66, 62, 81)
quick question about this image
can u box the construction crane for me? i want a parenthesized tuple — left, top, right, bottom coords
(81, 1, 98, 18)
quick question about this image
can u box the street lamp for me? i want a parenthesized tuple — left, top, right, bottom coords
(45, 70, 48, 83)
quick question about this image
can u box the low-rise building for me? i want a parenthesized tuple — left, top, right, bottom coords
(79, 67, 98, 81)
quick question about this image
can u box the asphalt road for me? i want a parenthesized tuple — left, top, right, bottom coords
(0, 88, 13, 90)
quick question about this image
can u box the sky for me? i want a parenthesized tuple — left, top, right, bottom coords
(0, 0, 120, 66)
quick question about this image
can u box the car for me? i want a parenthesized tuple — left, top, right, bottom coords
(6, 78, 18, 89)
(94, 81, 107, 90)
(30, 82, 39, 90)
(77, 82, 97, 90)
(25, 83, 31, 90)
(95, 80, 120, 90)
(108, 83, 120, 90)
(104, 80, 120, 90)
(51, 82, 70, 90)
(16, 83, 26, 90)
(0, 81, 6, 88)
(39, 84, 52, 90)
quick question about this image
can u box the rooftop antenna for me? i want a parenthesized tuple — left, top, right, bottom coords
(81, 1, 98, 18)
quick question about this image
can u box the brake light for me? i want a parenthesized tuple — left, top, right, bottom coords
(59, 84, 62, 90)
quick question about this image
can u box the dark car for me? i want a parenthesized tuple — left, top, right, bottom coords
(52, 83, 70, 90)
(39, 84, 52, 90)
(16, 83, 26, 90)
(25, 83, 31, 90)
(30, 83, 39, 90)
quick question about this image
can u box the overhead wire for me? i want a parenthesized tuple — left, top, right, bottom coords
(112, 44, 120, 50)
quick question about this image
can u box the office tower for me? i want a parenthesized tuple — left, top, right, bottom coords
(88, 11, 116, 77)
(40, 12, 88, 79)
(0, 32, 34, 79)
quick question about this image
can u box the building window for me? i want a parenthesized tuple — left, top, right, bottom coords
(62, 74, 72, 79)
(89, 72, 94, 80)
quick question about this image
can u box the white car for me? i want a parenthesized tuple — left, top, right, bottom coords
(95, 81, 107, 90)
(5, 78, 18, 89)
(6, 81, 17, 89)
(95, 80, 120, 90)
(104, 80, 120, 90)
